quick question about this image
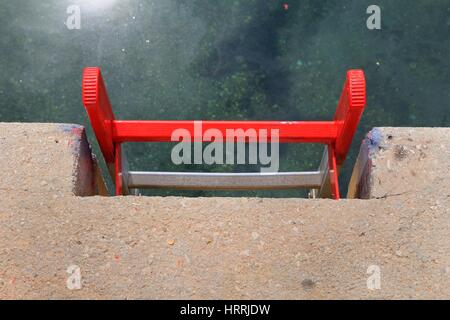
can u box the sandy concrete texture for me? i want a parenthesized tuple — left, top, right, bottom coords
(0, 123, 106, 196)
(348, 127, 450, 199)
(0, 123, 449, 299)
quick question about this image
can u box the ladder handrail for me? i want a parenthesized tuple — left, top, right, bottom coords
(82, 67, 366, 199)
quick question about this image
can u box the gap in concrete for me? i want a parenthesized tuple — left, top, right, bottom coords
(113, 142, 325, 198)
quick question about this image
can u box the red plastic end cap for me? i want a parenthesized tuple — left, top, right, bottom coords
(82, 67, 101, 107)
(347, 69, 366, 109)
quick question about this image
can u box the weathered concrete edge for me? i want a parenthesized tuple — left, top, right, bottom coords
(347, 127, 450, 199)
(58, 124, 108, 196)
(347, 128, 381, 199)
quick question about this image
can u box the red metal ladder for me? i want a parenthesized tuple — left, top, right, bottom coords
(82, 68, 366, 199)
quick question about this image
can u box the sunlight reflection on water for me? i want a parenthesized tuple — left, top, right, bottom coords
(76, 0, 118, 11)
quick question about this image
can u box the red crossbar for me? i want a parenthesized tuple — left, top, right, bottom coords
(82, 67, 366, 199)
(112, 120, 339, 143)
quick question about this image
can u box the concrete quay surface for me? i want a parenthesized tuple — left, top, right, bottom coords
(0, 123, 449, 299)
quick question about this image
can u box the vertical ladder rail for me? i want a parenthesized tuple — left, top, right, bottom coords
(114, 143, 123, 196)
(328, 144, 340, 200)
(82, 67, 116, 179)
(334, 70, 367, 166)
(316, 70, 367, 199)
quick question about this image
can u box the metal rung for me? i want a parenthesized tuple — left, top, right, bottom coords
(127, 171, 323, 190)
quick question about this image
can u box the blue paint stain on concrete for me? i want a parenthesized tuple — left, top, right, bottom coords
(367, 128, 382, 148)
(58, 123, 84, 133)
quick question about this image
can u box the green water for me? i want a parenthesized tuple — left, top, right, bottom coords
(0, 0, 449, 196)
